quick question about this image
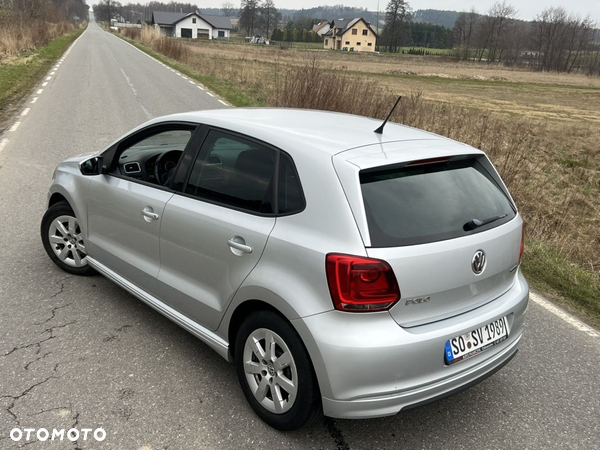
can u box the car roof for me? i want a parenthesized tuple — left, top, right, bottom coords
(149, 108, 456, 156)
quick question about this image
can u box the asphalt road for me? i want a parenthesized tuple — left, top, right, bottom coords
(1, 16, 599, 450)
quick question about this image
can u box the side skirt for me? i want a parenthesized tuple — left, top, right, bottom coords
(87, 257, 231, 361)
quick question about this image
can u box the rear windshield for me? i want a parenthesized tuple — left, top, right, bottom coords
(360, 156, 516, 247)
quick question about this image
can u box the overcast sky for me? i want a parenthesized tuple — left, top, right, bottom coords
(89, 0, 600, 23)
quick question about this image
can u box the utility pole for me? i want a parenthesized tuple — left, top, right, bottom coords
(376, 0, 380, 51)
(376, 0, 380, 35)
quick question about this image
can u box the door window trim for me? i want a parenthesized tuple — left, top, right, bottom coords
(176, 125, 306, 217)
(101, 121, 203, 193)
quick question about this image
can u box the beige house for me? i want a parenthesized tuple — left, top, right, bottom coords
(311, 21, 331, 36)
(323, 18, 377, 52)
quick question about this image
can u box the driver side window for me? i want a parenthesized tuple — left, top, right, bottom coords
(113, 128, 192, 187)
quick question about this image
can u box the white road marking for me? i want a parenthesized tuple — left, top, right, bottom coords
(0, 138, 8, 153)
(37, 89, 43, 95)
(106, 30, 228, 107)
(31, 97, 38, 104)
(50, 71, 56, 75)
(46, 76, 52, 81)
(9, 122, 20, 132)
(42, 82, 48, 87)
(530, 292, 599, 338)
(21, 108, 30, 116)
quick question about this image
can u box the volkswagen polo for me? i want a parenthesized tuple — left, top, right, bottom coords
(41, 108, 528, 430)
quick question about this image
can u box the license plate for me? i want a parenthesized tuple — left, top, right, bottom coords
(444, 316, 509, 365)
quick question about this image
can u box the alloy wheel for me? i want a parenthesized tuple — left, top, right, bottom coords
(48, 215, 87, 268)
(243, 328, 298, 414)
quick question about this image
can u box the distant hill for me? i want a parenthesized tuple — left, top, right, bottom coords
(411, 9, 460, 29)
(199, 6, 459, 30)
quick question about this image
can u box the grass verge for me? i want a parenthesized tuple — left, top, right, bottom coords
(115, 34, 265, 107)
(0, 27, 85, 128)
(523, 240, 600, 330)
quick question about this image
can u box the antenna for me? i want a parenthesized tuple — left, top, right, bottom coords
(374, 96, 402, 134)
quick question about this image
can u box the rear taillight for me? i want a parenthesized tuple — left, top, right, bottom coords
(326, 254, 400, 312)
(519, 224, 525, 262)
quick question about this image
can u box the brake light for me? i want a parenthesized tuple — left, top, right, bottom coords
(405, 157, 450, 167)
(519, 224, 525, 262)
(326, 254, 400, 312)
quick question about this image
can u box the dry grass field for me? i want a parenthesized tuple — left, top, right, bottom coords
(121, 28, 600, 326)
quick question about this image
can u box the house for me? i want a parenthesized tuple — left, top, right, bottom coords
(323, 18, 377, 52)
(311, 21, 330, 36)
(152, 11, 232, 40)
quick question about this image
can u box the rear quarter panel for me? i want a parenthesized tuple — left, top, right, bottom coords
(217, 147, 367, 362)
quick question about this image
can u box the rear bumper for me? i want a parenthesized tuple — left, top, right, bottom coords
(293, 270, 528, 419)
(322, 332, 521, 419)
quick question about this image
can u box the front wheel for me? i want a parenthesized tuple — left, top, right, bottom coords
(41, 201, 94, 276)
(235, 310, 323, 430)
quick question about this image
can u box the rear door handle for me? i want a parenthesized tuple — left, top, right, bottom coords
(142, 207, 159, 221)
(228, 238, 253, 254)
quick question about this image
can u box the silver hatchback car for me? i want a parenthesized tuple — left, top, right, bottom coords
(41, 109, 528, 430)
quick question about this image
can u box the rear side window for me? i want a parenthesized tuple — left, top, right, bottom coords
(185, 131, 277, 214)
(278, 153, 305, 214)
(360, 157, 516, 247)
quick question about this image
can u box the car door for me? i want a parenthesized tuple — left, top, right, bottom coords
(86, 124, 199, 296)
(157, 129, 277, 330)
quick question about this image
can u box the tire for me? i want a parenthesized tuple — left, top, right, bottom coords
(235, 310, 323, 430)
(41, 201, 95, 276)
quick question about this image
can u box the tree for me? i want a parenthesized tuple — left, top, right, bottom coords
(271, 28, 283, 40)
(530, 7, 596, 73)
(221, 1, 234, 17)
(474, 1, 517, 62)
(239, 0, 259, 36)
(383, 0, 409, 53)
(452, 8, 479, 60)
(94, 0, 124, 23)
(259, 0, 280, 39)
(292, 28, 299, 42)
(283, 28, 289, 41)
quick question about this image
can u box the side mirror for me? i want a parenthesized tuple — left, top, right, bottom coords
(80, 157, 103, 176)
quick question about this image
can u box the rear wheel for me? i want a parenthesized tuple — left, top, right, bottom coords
(41, 202, 94, 276)
(235, 310, 322, 430)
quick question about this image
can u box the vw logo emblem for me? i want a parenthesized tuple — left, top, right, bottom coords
(472, 250, 486, 275)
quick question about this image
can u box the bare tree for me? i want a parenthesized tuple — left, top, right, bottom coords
(259, 0, 280, 38)
(239, 0, 259, 36)
(94, 0, 124, 23)
(488, 1, 517, 62)
(221, 2, 234, 17)
(452, 8, 478, 60)
(383, 0, 409, 53)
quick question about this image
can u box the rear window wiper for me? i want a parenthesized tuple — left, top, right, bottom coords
(463, 214, 508, 231)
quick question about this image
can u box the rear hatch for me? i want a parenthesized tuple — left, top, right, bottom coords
(334, 140, 523, 328)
